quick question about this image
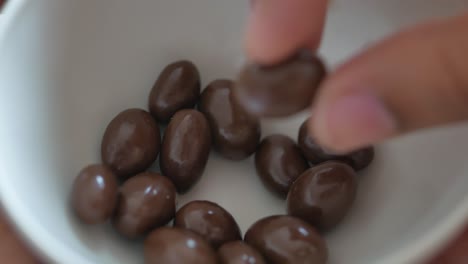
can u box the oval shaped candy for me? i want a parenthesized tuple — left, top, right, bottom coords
(148, 60, 201, 122)
(160, 109, 211, 193)
(144, 227, 218, 264)
(199, 79, 261, 160)
(287, 161, 358, 231)
(245, 215, 328, 264)
(218, 241, 266, 264)
(113, 172, 176, 238)
(71, 164, 119, 225)
(101, 108, 160, 179)
(174, 200, 241, 248)
(255, 134, 309, 198)
(234, 52, 326, 118)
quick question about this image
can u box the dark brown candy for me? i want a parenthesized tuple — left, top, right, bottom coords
(101, 108, 161, 180)
(298, 119, 374, 170)
(255, 134, 309, 198)
(234, 52, 326, 118)
(113, 172, 176, 239)
(287, 161, 358, 231)
(160, 109, 211, 193)
(347, 147, 375, 171)
(245, 215, 328, 264)
(174, 200, 241, 249)
(298, 119, 342, 164)
(218, 241, 266, 264)
(148, 60, 201, 122)
(71, 164, 119, 225)
(199, 79, 261, 160)
(144, 227, 218, 264)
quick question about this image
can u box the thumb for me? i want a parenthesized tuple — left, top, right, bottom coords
(311, 13, 468, 152)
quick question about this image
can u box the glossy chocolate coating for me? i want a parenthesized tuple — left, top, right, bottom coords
(144, 227, 218, 264)
(160, 109, 211, 193)
(71, 164, 119, 225)
(101, 108, 160, 179)
(234, 53, 326, 117)
(113, 172, 176, 238)
(287, 161, 358, 231)
(245, 215, 328, 264)
(199, 79, 261, 160)
(174, 200, 241, 248)
(148, 60, 201, 122)
(298, 119, 374, 170)
(218, 241, 266, 264)
(255, 135, 309, 198)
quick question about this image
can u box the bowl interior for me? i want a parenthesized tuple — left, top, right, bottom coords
(1, 0, 468, 263)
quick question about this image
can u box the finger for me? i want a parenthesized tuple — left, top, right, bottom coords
(310, 13, 468, 152)
(428, 225, 468, 264)
(0, 212, 41, 263)
(246, 0, 329, 65)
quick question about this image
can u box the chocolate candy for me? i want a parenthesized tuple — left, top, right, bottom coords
(148, 60, 201, 122)
(255, 135, 309, 198)
(234, 52, 326, 117)
(113, 172, 176, 239)
(245, 215, 328, 264)
(218, 241, 266, 264)
(174, 200, 241, 249)
(144, 227, 218, 264)
(199, 79, 261, 160)
(287, 161, 357, 231)
(71, 164, 119, 225)
(298, 119, 374, 170)
(101, 108, 161, 180)
(298, 119, 343, 164)
(347, 147, 375, 171)
(160, 109, 211, 193)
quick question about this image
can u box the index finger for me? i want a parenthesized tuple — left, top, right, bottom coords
(245, 0, 329, 64)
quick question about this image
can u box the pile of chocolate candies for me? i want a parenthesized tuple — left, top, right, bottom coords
(70, 52, 374, 264)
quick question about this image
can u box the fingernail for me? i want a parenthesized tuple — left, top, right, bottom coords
(313, 92, 397, 152)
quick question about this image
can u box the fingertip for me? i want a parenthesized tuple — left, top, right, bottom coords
(311, 91, 397, 153)
(245, 0, 328, 65)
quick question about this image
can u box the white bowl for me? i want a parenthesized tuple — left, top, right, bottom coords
(1, 0, 468, 263)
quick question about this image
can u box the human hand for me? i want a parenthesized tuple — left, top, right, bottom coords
(246, 0, 468, 153)
(245, 0, 468, 263)
(0, 211, 41, 263)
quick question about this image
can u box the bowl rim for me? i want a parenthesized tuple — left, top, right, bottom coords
(1, 0, 468, 263)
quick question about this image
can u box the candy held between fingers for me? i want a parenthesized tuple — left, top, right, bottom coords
(287, 161, 358, 231)
(234, 52, 326, 118)
(199, 79, 261, 160)
(148, 60, 201, 123)
(101, 108, 161, 180)
(174, 200, 242, 249)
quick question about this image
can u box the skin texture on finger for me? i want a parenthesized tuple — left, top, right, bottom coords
(246, 0, 329, 64)
(428, 225, 468, 264)
(311, 13, 468, 152)
(0, 211, 42, 264)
